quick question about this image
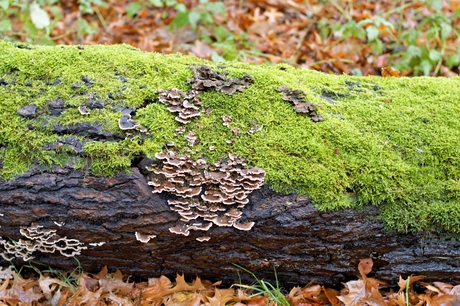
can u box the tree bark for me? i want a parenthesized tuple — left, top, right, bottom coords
(1, 164, 459, 287)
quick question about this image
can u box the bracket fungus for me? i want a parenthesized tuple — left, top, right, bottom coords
(185, 131, 199, 146)
(78, 105, 91, 115)
(135, 232, 157, 243)
(118, 114, 141, 131)
(278, 85, 324, 122)
(157, 88, 202, 124)
(222, 115, 232, 127)
(0, 225, 86, 261)
(188, 65, 254, 95)
(147, 151, 265, 236)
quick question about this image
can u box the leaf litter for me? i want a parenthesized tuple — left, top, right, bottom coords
(1, 258, 460, 305)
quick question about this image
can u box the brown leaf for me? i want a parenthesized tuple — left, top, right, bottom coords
(397, 275, 424, 293)
(142, 275, 172, 303)
(338, 277, 386, 306)
(10, 273, 43, 304)
(248, 295, 268, 306)
(322, 286, 340, 305)
(142, 274, 208, 303)
(206, 288, 238, 306)
(67, 277, 104, 306)
(38, 275, 68, 301)
(95, 266, 133, 295)
(190, 40, 213, 60)
(381, 67, 400, 77)
(358, 258, 373, 279)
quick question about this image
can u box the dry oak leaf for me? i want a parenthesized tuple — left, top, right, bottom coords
(248, 295, 268, 306)
(288, 284, 329, 305)
(358, 257, 373, 280)
(141, 275, 172, 304)
(206, 288, 239, 306)
(95, 266, 133, 295)
(338, 278, 386, 306)
(142, 274, 207, 302)
(381, 67, 400, 77)
(322, 286, 341, 306)
(7, 273, 43, 304)
(38, 274, 69, 301)
(397, 275, 424, 293)
(66, 277, 104, 306)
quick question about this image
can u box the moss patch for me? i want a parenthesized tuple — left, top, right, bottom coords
(1, 41, 460, 234)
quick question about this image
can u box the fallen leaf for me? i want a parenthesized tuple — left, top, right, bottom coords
(206, 288, 238, 306)
(358, 257, 373, 280)
(248, 295, 268, 306)
(381, 67, 400, 77)
(322, 286, 340, 305)
(67, 277, 103, 306)
(95, 266, 133, 295)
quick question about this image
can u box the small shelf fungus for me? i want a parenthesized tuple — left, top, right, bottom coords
(0, 224, 87, 261)
(118, 114, 141, 130)
(147, 151, 265, 236)
(278, 85, 324, 122)
(188, 65, 254, 95)
(135, 232, 157, 243)
(157, 88, 202, 124)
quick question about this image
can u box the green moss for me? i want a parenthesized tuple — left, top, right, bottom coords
(1, 40, 460, 233)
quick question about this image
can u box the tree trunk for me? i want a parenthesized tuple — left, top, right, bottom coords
(1, 164, 459, 287)
(1, 41, 460, 287)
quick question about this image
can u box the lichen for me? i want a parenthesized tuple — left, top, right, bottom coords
(1, 41, 460, 234)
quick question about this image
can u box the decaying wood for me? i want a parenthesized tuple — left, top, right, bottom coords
(1, 164, 459, 287)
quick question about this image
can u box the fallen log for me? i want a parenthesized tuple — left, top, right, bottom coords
(1, 41, 460, 287)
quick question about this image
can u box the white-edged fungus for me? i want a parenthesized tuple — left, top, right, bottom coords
(135, 232, 157, 243)
(233, 221, 255, 231)
(119, 114, 140, 130)
(222, 115, 232, 127)
(157, 88, 202, 124)
(148, 151, 265, 236)
(89, 242, 106, 247)
(0, 225, 87, 261)
(185, 131, 199, 146)
(196, 236, 211, 242)
(169, 224, 190, 236)
(78, 105, 90, 115)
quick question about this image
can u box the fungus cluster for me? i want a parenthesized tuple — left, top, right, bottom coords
(188, 65, 254, 95)
(0, 225, 87, 261)
(278, 85, 324, 122)
(147, 151, 265, 238)
(157, 88, 202, 124)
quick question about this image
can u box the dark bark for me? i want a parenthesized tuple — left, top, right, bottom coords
(1, 164, 460, 287)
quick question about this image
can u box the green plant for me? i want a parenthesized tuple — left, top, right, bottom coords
(405, 276, 410, 306)
(154, 0, 241, 62)
(25, 258, 84, 292)
(0, 0, 60, 44)
(0, 0, 104, 44)
(316, 0, 460, 76)
(233, 264, 290, 306)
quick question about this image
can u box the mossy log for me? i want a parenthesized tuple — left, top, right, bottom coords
(1, 41, 460, 286)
